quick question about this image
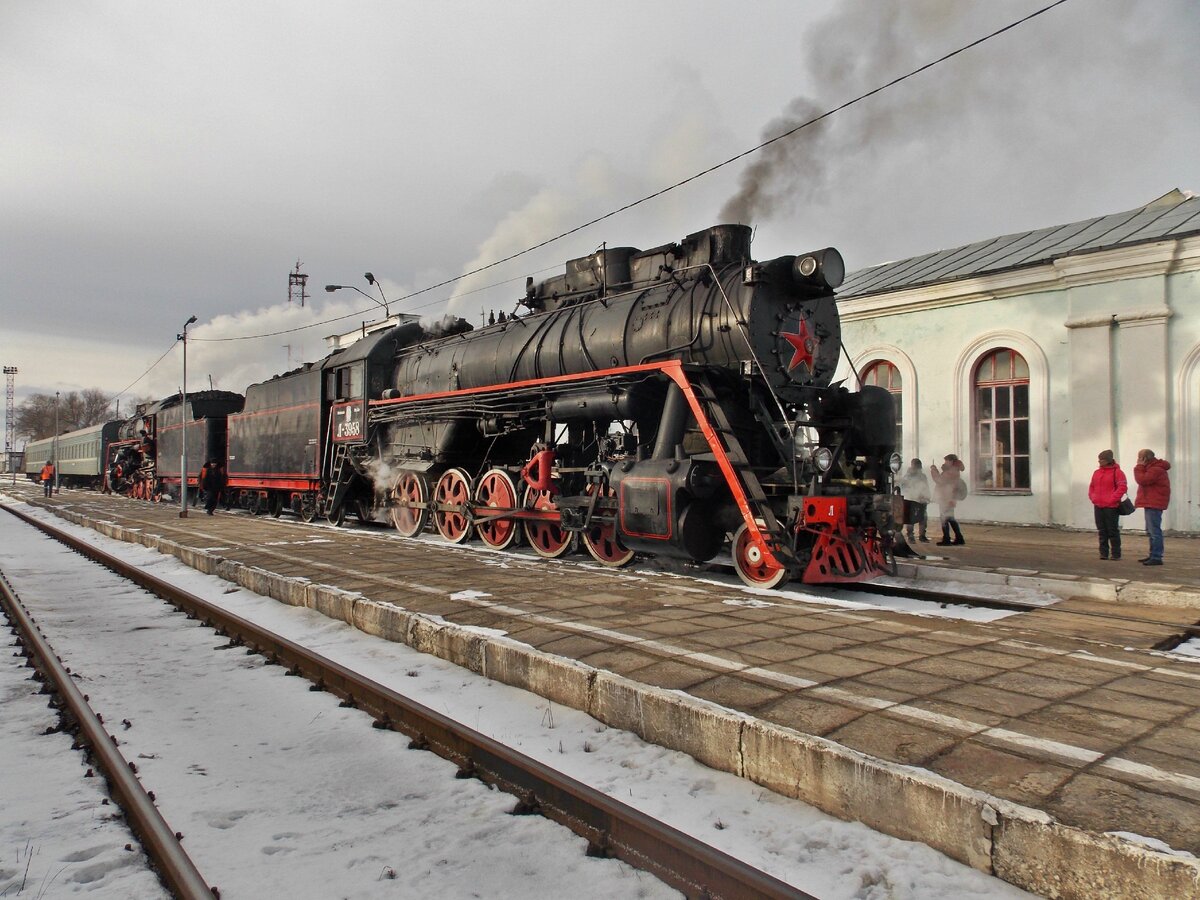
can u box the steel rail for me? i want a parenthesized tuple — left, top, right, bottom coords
(0, 569, 215, 900)
(4, 503, 815, 900)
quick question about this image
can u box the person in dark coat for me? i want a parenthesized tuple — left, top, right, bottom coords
(1133, 448, 1171, 566)
(1087, 449, 1127, 560)
(201, 457, 226, 515)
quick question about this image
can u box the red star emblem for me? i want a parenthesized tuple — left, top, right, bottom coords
(782, 317, 816, 372)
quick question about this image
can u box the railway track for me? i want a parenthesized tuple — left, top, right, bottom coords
(1, 569, 215, 899)
(3, 501, 814, 900)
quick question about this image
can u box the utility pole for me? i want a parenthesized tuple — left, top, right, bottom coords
(3, 366, 15, 483)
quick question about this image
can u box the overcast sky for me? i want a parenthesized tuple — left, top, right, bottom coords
(2, 0, 1197, 418)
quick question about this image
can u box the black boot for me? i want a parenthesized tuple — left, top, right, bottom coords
(936, 524, 953, 546)
(951, 521, 965, 545)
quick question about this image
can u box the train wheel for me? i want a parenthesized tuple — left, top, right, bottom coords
(522, 486, 573, 558)
(475, 468, 519, 550)
(354, 498, 372, 525)
(247, 493, 263, 516)
(582, 484, 634, 567)
(731, 523, 789, 589)
(327, 502, 346, 527)
(390, 471, 430, 538)
(269, 492, 284, 518)
(299, 496, 317, 523)
(433, 468, 473, 544)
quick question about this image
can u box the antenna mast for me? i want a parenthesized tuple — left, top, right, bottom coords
(289, 259, 309, 307)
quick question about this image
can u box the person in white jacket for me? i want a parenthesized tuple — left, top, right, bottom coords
(898, 459, 931, 542)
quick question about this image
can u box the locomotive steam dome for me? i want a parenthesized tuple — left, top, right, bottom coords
(392, 224, 845, 400)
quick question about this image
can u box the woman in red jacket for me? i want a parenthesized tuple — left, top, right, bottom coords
(1134, 448, 1171, 566)
(1087, 449, 1127, 560)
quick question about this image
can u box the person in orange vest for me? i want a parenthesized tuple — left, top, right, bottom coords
(40, 460, 55, 497)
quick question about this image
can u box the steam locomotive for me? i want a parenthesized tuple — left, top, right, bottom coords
(69, 224, 903, 588)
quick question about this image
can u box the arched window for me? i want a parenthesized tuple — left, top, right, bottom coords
(862, 360, 902, 452)
(975, 349, 1030, 490)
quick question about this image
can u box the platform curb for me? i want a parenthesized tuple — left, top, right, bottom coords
(900, 558, 1200, 609)
(31, 502, 1200, 900)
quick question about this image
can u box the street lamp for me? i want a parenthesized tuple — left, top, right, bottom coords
(54, 390, 60, 495)
(326, 274, 390, 319)
(178, 315, 197, 518)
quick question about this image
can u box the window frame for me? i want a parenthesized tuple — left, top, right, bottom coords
(973, 348, 1031, 494)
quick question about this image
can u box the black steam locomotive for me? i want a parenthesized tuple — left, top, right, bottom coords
(103, 224, 902, 588)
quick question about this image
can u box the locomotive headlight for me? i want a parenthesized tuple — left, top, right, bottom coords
(888, 452, 903, 474)
(792, 248, 846, 290)
(813, 447, 834, 473)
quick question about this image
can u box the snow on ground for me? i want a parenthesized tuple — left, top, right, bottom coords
(0, 497, 1034, 898)
(1169, 637, 1200, 660)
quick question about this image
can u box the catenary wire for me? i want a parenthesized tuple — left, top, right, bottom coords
(194, 0, 1073, 345)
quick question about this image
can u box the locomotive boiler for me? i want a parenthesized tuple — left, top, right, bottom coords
(365, 224, 901, 587)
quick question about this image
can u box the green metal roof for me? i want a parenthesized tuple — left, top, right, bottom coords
(839, 189, 1200, 300)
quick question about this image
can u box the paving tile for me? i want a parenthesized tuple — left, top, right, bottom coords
(763, 660, 838, 687)
(1017, 659, 1124, 687)
(758, 693, 867, 736)
(944, 647, 1035, 670)
(538, 634, 618, 660)
(576, 647, 660, 676)
(779, 632, 859, 653)
(907, 656, 1003, 682)
(930, 740, 1074, 806)
(839, 644, 923, 666)
(633, 619, 708, 639)
(628, 659, 718, 692)
(1106, 673, 1200, 705)
(857, 666, 961, 696)
(921, 628, 996, 647)
(1045, 774, 1200, 855)
(978, 718, 1126, 759)
(978, 670, 1091, 701)
(1065, 687, 1190, 723)
(930, 683, 1055, 718)
(900, 697, 1006, 731)
(689, 674, 786, 711)
(795, 653, 884, 679)
(1131, 724, 1200, 759)
(877, 635, 963, 656)
(1024, 702, 1160, 745)
(832, 677, 920, 704)
(730, 639, 816, 664)
(1113, 744, 1200, 787)
(827, 712, 963, 766)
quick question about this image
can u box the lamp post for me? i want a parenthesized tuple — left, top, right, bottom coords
(325, 274, 390, 319)
(54, 391, 60, 495)
(178, 315, 197, 517)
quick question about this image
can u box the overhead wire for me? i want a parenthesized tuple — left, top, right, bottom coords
(195, 0, 1073, 344)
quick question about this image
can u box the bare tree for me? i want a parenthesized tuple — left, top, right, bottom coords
(14, 390, 119, 442)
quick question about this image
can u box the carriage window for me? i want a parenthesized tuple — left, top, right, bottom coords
(862, 360, 903, 452)
(975, 349, 1030, 490)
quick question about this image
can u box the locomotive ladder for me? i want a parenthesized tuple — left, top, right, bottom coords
(687, 372, 798, 568)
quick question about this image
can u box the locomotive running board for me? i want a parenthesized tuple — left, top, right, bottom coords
(369, 360, 791, 574)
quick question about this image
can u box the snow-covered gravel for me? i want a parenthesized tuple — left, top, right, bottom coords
(0, 500, 1033, 899)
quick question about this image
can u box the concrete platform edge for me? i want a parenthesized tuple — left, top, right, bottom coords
(896, 559, 1200, 609)
(48, 506, 1200, 900)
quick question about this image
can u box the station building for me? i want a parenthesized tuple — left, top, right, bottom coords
(835, 188, 1200, 533)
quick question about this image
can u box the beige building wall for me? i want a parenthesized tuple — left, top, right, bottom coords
(837, 236, 1200, 533)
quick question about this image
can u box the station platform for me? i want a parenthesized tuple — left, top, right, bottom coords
(5, 484, 1200, 899)
(902, 520, 1200, 614)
